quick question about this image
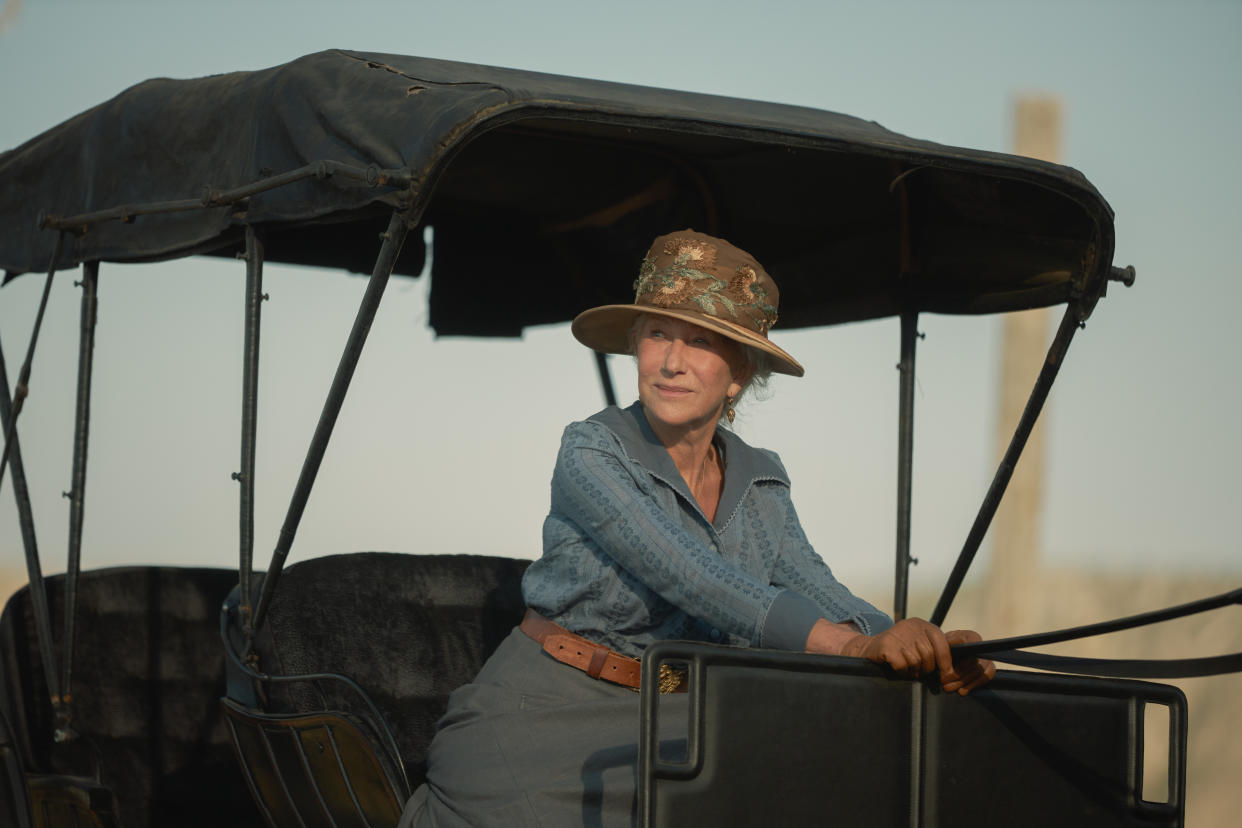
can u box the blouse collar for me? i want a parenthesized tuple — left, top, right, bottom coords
(587, 402, 789, 531)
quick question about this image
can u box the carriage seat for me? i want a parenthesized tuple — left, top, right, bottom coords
(221, 552, 529, 827)
(0, 566, 256, 828)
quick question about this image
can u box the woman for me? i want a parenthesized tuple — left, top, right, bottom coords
(401, 230, 994, 828)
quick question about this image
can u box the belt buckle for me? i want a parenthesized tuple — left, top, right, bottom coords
(657, 663, 688, 694)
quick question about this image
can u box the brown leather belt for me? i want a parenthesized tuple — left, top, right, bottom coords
(520, 609, 643, 690)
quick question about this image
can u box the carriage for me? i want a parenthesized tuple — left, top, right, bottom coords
(2, 49, 1234, 827)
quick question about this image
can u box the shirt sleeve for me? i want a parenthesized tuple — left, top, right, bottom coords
(765, 482, 894, 635)
(550, 422, 818, 649)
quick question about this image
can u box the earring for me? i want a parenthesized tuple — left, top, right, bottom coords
(725, 396, 736, 424)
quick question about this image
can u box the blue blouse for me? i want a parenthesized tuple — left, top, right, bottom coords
(521, 403, 892, 659)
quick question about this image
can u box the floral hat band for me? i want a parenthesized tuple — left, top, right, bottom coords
(571, 229, 805, 377)
(635, 234, 779, 335)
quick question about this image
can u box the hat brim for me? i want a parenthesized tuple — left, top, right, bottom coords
(571, 304, 805, 377)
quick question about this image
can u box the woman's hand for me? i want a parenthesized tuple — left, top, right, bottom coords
(939, 629, 996, 696)
(838, 617, 952, 677)
(808, 617, 995, 695)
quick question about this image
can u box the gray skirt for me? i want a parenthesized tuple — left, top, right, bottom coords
(400, 628, 687, 828)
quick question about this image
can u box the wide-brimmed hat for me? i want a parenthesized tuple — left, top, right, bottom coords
(571, 229, 804, 377)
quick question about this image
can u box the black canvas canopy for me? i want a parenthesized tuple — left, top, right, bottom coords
(0, 48, 1115, 334)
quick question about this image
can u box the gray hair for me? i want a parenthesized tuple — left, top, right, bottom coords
(730, 346, 774, 424)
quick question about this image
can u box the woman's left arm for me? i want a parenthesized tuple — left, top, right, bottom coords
(767, 485, 995, 693)
(764, 483, 892, 635)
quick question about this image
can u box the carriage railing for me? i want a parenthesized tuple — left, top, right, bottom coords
(219, 592, 413, 799)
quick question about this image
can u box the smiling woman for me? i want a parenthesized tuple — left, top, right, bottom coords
(399, 229, 995, 828)
(636, 316, 747, 430)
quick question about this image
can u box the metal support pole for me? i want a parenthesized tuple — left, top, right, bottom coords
(930, 300, 1085, 626)
(61, 261, 99, 729)
(893, 311, 918, 621)
(594, 351, 617, 408)
(0, 235, 64, 716)
(237, 228, 264, 636)
(0, 234, 62, 496)
(251, 212, 410, 633)
(0, 335, 60, 709)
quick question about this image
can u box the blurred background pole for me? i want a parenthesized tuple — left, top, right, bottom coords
(983, 95, 1060, 635)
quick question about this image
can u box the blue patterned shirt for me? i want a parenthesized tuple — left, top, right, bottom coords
(522, 403, 892, 658)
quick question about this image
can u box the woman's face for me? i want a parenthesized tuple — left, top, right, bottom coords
(635, 315, 748, 434)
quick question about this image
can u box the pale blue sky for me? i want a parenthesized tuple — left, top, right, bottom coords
(1, 0, 1239, 619)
